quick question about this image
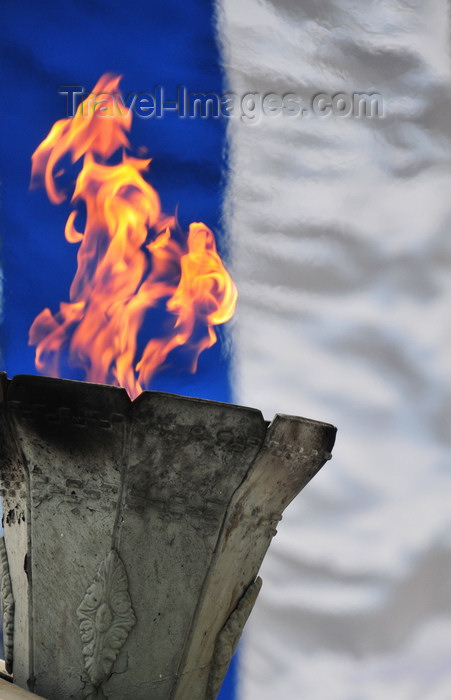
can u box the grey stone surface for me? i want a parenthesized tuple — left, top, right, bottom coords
(0, 373, 336, 699)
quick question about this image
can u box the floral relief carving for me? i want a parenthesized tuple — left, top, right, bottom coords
(206, 576, 262, 700)
(0, 536, 14, 674)
(77, 549, 136, 689)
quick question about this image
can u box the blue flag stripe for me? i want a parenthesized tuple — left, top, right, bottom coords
(0, 1, 236, 697)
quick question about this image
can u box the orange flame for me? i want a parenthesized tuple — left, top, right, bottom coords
(29, 73, 237, 399)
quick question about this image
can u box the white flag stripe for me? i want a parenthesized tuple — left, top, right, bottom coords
(218, 0, 451, 698)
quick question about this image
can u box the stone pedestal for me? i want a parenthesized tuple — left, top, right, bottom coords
(0, 676, 46, 699)
(0, 373, 336, 699)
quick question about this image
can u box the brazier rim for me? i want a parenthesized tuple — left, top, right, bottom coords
(4, 373, 337, 436)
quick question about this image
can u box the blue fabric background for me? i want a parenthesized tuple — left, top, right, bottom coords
(1, 1, 236, 696)
(1, 0, 233, 402)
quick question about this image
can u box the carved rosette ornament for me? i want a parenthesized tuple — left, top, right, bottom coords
(0, 536, 14, 674)
(77, 550, 136, 691)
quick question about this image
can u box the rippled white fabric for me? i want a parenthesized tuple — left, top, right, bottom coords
(217, 1, 451, 698)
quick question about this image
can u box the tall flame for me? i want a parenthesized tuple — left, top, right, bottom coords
(29, 73, 237, 399)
